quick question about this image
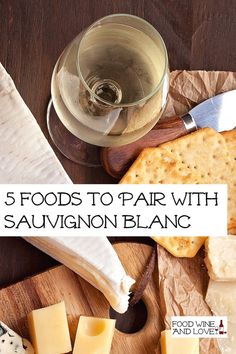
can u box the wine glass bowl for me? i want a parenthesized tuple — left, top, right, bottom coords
(47, 14, 169, 165)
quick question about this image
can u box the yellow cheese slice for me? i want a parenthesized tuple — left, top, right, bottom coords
(73, 316, 115, 354)
(28, 301, 72, 354)
(160, 330, 199, 354)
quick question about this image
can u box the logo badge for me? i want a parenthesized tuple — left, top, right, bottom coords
(171, 316, 228, 338)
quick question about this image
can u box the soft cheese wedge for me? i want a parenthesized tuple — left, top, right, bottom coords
(27, 237, 134, 313)
(205, 236, 236, 281)
(0, 63, 134, 313)
(0, 321, 34, 353)
(0, 65, 71, 184)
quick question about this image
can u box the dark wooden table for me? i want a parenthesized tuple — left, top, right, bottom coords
(0, 0, 236, 287)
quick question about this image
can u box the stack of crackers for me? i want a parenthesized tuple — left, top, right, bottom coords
(120, 128, 236, 257)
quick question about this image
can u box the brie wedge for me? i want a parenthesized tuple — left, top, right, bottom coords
(0, 63, 134, 313)
(0, 321, 34, 353)
(0, 65, 71, 184)
(27, 237, 134, 313)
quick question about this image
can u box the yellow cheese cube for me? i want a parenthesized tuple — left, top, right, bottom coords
(161, 330, 199, 354)
(73, 316, 115, 354)
(28, 301, 72, 354)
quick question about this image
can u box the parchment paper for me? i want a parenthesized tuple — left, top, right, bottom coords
(158, 70, 236, 354)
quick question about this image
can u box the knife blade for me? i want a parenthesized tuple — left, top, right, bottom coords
(184, 89, 236, 131)
(101, 90, 236, 179)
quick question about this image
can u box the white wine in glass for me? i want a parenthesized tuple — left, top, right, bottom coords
(48, 14, 169, 166)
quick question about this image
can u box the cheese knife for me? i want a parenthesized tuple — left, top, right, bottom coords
(101, 90, 236, 179)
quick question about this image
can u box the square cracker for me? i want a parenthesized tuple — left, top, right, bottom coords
(120, 128, 235, 233)
(120, 146, 198, 184)
(152, 236, 206, 258)
(221, 130, 236, 235)
(159, 127, 232, 184)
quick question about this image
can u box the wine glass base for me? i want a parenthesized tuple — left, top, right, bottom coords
(46, 99, 101, 167)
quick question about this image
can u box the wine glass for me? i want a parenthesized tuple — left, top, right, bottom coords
(47, 14, 169, 167)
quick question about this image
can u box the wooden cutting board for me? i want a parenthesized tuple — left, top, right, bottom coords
(0, 243, 162, 354)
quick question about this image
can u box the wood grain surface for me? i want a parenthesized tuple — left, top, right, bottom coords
(1, 0, 236, 286)
(0, 243, 162, 354)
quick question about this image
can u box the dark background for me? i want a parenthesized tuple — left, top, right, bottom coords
(0, 0, 236, 287)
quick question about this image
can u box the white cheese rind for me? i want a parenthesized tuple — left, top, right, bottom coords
(0, 321, 34, 354)
(26, 237, 134, 313)
(0, 63, 134, 313)
(205, 236, 236, 281)
(0, 64, 72, 184)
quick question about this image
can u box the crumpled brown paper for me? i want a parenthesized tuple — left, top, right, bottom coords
(165, 70, 236, 119)
(158, 70, 236, 354)
(158, 247, 219, 354)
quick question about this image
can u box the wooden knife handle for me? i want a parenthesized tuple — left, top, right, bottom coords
(101, 116, 188, 179)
